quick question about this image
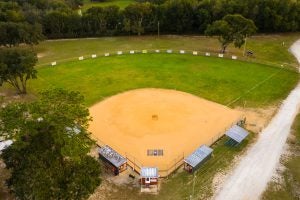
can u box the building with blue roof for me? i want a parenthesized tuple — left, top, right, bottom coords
(225, 125, 249, 146)
(184, 145, 213, 173)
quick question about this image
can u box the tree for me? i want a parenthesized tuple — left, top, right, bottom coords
(123, 3, 152, 36)
(82, 7, 108, 35)
(0, 48, 37, 94)
(0, 22, 43, 46)
(0, 89, 102, 199)
(205, 14, 257, 53)
(162, 0, 199, 33)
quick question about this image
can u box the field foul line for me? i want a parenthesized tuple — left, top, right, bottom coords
(226, 68, 284, 107)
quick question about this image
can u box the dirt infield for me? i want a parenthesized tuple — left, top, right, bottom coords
(89, 88, 243, 175)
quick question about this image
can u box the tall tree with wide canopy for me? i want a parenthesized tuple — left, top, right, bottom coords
(205, 14, 257, 53)
(0, 89, 101, 199)
(123, 2, 152, 36)
(0, 48, 37, 94)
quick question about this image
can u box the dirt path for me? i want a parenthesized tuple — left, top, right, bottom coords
(214, 40, 300, 200)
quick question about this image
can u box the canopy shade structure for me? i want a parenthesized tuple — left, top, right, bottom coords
(184, 145, 213, 172)
(98, 145, 126, 168)
(141, 167, 159, 178)
(225, 125, 249, 144)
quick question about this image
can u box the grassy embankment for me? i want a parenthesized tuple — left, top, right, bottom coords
(35, 34, 300, 70)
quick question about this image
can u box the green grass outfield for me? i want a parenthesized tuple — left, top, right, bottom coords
(29, 53, 299, 107)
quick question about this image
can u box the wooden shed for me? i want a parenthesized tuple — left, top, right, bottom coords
(98, 145, 127, 175)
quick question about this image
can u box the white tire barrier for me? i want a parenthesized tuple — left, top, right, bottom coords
(51, 61, 57, 66)
(167, 50, 172, 53)
(193, 51, 198, 55)
(104, 53, 110, 57)
(130, 50, 135, 54)
(92, 54, 97, 58)
(79, 56, 84, 60)
(218, 54, 224, 58)
(117, 51, 123, 55)
(142, 50, 147, 54)
(180, 50, 185, 54)
(232, 55, 237, 60)
(205, 52, 210, 56)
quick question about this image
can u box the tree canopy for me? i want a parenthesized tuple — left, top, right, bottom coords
(0, 48, 38, 94)
(1, 0, 299, 39)
(205, 14, 257, 53)
(123, 3, 152, 36)
(0, 89, 101, 199)
(0, 22, 43, 47)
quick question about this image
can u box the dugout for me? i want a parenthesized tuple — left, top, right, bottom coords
(184, 145, 213, 173)
(225, 125, 249, 146)
(98, 145, 127, 175)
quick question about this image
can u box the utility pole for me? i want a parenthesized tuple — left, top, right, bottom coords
(158, 21, 160, 37)
(243, 35, 248, 56)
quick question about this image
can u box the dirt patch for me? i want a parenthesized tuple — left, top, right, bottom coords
(235, 106, 278, 133)
(37, 53, 46, 58)
(89, 88, 243, 176)
(0, 88, 37, 105)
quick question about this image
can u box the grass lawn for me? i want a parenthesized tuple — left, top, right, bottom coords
(35, 34, 300, 70)
(262, 114, 300, 199)
(28, 53, 298, 107)
(82, 0, 134, 11)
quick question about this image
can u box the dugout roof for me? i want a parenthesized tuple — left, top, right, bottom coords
(184, 145, 213, 168)
(98, 145, 127, 168)
(225, 125, 249, 143)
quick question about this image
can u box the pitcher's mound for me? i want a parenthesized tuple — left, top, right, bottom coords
(89, 88, 243, 176)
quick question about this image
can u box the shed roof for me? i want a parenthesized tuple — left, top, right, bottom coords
(225, 125, 249, 143)
(0, 140, 13, 152)
(141, 167, 159, 178)
(184, 145, 213, 168)
(98, 145, 126, 168)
